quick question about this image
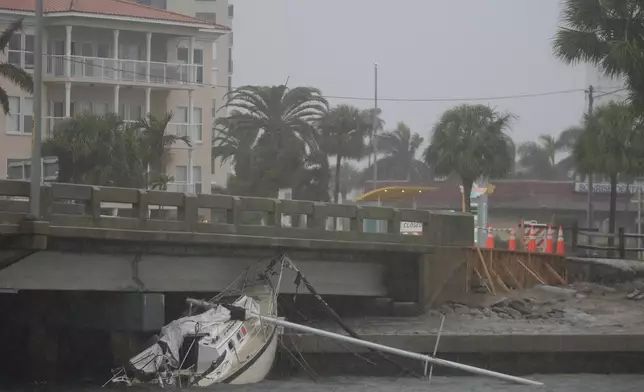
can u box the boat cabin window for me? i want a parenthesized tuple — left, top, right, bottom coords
(228, 340, 234, 350)
(236, 332, 242, 341)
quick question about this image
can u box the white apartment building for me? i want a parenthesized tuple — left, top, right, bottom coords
(0, 0, 234, 193)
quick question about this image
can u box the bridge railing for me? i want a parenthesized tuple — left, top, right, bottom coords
(0, 180, 473, 246)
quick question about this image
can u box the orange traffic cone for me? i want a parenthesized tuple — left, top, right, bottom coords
(508, 227, 517, 251)
(545, 225, 554, 254)
(556, 226, 565, 255)
(528, 225, 536, 252)
(486, 224, 495, 249)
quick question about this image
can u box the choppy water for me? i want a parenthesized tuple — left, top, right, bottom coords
(6, 376, 644, 392)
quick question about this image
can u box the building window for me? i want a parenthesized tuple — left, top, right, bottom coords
(193, 166, 202, 194)
(212, 99, 217, 117)
(177, 47, 189, 63)
(228, 5, 234, 18)
(195, 49, 204, 83)
(8, 33, 35, 70)
(196, 13, 216, 22)
(175, 106, 189, 138)
(175, 165, 188, 193)
(433, 175, 448, 182)
(212, 42, 217, 60)
(6, 96, 33, 134)
(228, 76, 232, 94)
(7, 157, 58, 181)
(229, 32, 233, 47)
(211, 68, 218, 85)
(193, 107, 203, 142)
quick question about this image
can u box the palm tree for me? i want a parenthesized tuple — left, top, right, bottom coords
(329, 162, 361, 202)
(553, 0, 644, 108)
(364, 122, 430, 182)
(0, 19, 33, 114)
(212, 110, 259, 180)
(319, 104, 368, 204)
(573, 102, 644, 241)
(217, 85, 328, 196)
(361, 108, 385, 168)
(134, 113, 190, 187)
(517, 135, 564, 179)
(424, 104, 515, 212)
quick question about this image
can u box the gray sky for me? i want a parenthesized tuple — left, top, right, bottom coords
(231, 0, 592, 145)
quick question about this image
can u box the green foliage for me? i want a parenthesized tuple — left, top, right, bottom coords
(424, 104, 515, 212)
(319, 104, 368, 203)
(215, 85, 328, 197)
(0, 19, 34, 115)
(574, 102, 644, 235)
(553, 0, 644, 107)
(42, 113, 145, 187)
(42, 113, 181, 188)
(363, 122, 430, 183)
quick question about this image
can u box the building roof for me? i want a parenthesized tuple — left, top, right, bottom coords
(0, 0, 231, 30)
(366, 178, 634, 212)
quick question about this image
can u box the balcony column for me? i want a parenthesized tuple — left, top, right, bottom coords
(113, 30, 119, 81)
(64, 82, 71, 118)
(114, 85, 120, 115)
(145, 32, 152, 83)
(65, 26, 72, 77)
(187, 90, 194, 193)
(145, 88, 151, 116)
(188, 36, 195, 83)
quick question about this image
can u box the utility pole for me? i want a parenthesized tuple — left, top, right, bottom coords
(30, 0, 44, 218)
(371, 63, 379, 191)
(586, 85, 594, 233)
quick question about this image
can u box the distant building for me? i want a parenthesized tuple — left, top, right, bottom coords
(0, 0, 235, 193)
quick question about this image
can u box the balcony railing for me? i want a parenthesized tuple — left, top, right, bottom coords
(45, 55, 197, 86)
(167, 123, 202, 143)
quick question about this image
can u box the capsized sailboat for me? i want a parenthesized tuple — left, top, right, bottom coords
(108, 257, 285, 387)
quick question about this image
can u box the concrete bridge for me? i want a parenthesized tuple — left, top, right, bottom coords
(0, 179, 473, 304)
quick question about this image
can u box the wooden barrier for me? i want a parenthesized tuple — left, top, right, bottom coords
(571, 222, 644, 260)
(466, 247, 567, 294)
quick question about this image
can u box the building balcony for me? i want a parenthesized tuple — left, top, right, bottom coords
(44, 55, 198, 88)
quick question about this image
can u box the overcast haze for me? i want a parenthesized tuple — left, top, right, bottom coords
(231, 0, 599, 145)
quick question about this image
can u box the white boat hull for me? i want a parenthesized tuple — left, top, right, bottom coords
(229, 326, 280, 385)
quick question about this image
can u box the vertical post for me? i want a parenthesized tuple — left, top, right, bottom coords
(64, 82, 71, 118)
(145, 32, 152, 83)
(113, 30, 119, 81)
(586, 85, 594, 245)
(65, 25, 72, 77)
(638, 185, 642, 260)
(371, 63, 378, 191)
(113, 85, 120, 115)
(145, 87, 151, 116)
(571, 222, 578, 255)
(30, 0, 44, 218)
(618, 227, 626, 260)
(188, 90, 194, 194)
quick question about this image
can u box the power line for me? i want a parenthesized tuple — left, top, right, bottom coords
(54, 55, 615, 104)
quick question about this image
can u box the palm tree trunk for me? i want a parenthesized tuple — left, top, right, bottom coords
(333, 154, 342, 204)
(608, 172, 618, 256)
(462, 178, 474, 213)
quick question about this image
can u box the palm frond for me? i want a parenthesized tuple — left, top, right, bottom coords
(0, 19, 22, 52)
(0, 63, 33, 94)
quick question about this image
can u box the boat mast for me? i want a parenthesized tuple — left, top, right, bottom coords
(258, 315, 543, 386)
